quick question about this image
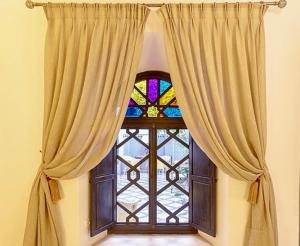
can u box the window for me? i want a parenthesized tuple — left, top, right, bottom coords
(90, 71, 216, 236)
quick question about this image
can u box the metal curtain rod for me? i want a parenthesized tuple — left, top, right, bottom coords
(25, 0, 287, 9)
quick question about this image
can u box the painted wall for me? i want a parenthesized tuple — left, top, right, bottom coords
(0, 1, 299, 246)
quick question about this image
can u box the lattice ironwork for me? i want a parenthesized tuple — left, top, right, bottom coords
(116, 129, 150, 223)
(156, 129, 190, 224)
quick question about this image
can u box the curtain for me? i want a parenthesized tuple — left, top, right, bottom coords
(23, 3, 149, 246)
(159, 3, 277, 246)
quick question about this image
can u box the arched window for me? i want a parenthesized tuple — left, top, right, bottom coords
(90, 71, 216, 237)
(126, 71, 181, 118)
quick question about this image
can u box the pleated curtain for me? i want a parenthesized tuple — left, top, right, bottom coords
(23, 4, 149, 246)
(159, 3, 277, 246)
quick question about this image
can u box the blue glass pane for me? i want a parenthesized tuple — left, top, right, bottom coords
(160, 80, 171, 95)
(163, 107, 182, 118)
(126, 107, 143, 117)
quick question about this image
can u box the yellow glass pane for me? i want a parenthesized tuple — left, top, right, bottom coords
(159, 87, 175, 105)
(147, 106, 159, 117)
(135, 80, 147, 95)
(131, 88, 146, 105)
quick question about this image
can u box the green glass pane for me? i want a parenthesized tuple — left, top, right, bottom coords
(147, 106, 159, 117)
(135, 80, 147, 95)
(131, 88, 146, 105)
(159, 87, 175, 105)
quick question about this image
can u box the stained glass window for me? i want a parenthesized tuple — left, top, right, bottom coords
(126, 75, 182, 118)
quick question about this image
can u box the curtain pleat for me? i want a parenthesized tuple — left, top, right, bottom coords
(159, 3, 277, 246)
(23, 4, 149, 246)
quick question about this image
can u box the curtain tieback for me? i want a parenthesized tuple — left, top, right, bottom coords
(46, 176, 61, 202)
(247, 175, 261, 204)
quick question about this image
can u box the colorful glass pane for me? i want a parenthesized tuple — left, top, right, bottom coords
(163, 107, 182, 117)
(148, 79, 158, 102)
(160, 80, 171, 95)
(147, 106, 159, 117)
(160, 87, 175, 105)
(126, 75, 181, 118)
(135, 80, 147, 95)
(131, 88, 146, 105)
(126, 107, 143, 117)
(129, 99, 135, 106)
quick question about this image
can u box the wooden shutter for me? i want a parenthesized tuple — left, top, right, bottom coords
(189, 138, 216, 236)
(90, 145, 116, 236)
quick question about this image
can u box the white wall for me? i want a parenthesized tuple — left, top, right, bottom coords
(0, 1, 299, 246)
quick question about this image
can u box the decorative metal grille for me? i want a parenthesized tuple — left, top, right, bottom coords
(156, 129, 190, 224)
(116, 129, 150, 223)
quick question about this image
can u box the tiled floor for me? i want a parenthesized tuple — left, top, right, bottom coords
(117, 173, 189, 223)
(94, 234, 211, 246)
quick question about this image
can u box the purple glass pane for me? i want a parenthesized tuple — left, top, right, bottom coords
(128, 99, 135, 106)
(148, 79, 158, 102)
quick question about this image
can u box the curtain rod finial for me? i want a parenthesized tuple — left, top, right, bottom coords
(25, 0, 35, 9)
(278, 0, 287, 8)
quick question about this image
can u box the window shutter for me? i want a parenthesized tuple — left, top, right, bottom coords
(90, 145, 116, 236)
(189, 138, 216, 236)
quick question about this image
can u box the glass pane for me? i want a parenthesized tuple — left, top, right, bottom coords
(148, 79, 158, 102)
(136, 80, 147, 95)
(136, 205, 149, 223)
(157, 140, 189, 166)
(163, 107, 182, 117)
(176, 129, 190, 145)
(160, 87, 175, 105)
(117, 205, 129, 223)
(147, 106, 159, 117)
(132, 88, 146, 105)
(156, 207, 169, 223)
(157, 186, 189, 220)
(128, 99, 135, 106)
(126, 107, 143, 117)
(176, 207, 189, 223)
(160, 80, 171, 95)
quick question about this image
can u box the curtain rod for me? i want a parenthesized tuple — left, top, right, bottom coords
(25, 0, 287, 9)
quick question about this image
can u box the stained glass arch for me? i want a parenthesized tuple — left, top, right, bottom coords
(126, 71, 182, 118)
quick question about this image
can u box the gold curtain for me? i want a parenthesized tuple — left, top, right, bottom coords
(159, 3, 277, 246)
(23, 4, 149, 246)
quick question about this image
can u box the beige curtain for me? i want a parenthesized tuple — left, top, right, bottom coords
(23, 3, 149, 246)
(159, 3, 277, 246)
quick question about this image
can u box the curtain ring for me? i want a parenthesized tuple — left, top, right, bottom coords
(237, 2, 240, 15)
(71, 3, 75, 19)
(248, 1, 253, 20)
(188, 3, 194, 20)
(213, 2, 217, 19)
(225, 2, 228, 19)
(213, 2, 217, 10)
(59, 3, 63, 18)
